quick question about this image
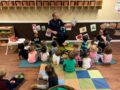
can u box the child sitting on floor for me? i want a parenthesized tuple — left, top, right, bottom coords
(98, 45, 112, 64)
(80, 35, 89, 57)
(28, 45, 37, 63)
(93, 35, 99, 45)
(51, 40, 59, 55)
(40, 46, 49, 62)
(63, 51, 76, 72)
(41, 40, 48, 51)
(31, 65, 58, 90)
(0, 69, 24, 90)
(81, 35, 89, 51)
(73, 43, 80, 52)
(89, 41, 98, 63)
(73, 44, 82, 67)
(52, 49, 61, 65)
(82, 50, 92, 69)
(24, 39, 31, 50)
(32, 33, 41, 48)
(18, 43, 28, 60)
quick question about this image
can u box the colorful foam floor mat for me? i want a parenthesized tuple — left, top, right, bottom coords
(38, 64, 111, 90)
(19, 60, 49, 68)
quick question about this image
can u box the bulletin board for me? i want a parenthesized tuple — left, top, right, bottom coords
(0, 22, 120, 40)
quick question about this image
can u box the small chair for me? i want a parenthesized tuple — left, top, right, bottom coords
(1, 1, 8, 9)
(56, 0, 62, 7)
(77, 1, 83, 7)
(63, 1, 69, 7)
(29, 1, 35, 8)
(15, 1, 22, 8)
(22, 1, 29, 8)
(70, 1, 76, 7)
(36, 1, 42, 8)
(8, 1, 15, 8)
(42, 1, 49, 8)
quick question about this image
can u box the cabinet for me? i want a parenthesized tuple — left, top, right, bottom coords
(0, 26, 14, 46)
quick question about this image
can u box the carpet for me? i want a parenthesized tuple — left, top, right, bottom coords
(19, 60, 49, 68)
(38, 64, 111, 90)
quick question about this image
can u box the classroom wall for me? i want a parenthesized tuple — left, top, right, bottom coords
(0, 22, 119, 40)
(0, 0, 120, 22)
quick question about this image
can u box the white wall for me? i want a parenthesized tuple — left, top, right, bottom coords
(0, 0, 120, 22)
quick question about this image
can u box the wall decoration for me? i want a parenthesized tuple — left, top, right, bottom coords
(32, 24, 37, 30)
(79, 26, 87, 33)
(115, 0, 120, 13)
(36, 25, 41, 31)
(90, 24, 96, 32)
(41, 25, 46, 31)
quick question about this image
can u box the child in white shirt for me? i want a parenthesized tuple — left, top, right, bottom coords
(52, 49, 61, 65)
(40, 46, 49, 62)
(82, 51, 92, 69)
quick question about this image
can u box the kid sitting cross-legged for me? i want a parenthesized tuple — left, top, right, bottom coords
(63, 51, 76, 72)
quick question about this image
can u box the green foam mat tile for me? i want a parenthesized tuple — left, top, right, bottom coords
(79, 78, 96, 90)
(64, 72, 77, 79)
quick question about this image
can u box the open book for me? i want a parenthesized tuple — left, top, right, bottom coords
(45, 29, 52, 37)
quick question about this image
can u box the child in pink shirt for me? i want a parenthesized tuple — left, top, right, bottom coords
(89, 41, 98, 63)
(99, 45, 112, 64)
(28, 45, 37, 63)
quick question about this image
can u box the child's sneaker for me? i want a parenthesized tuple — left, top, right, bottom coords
(19, 73, 25, 79)
(14, 75, 19, 78)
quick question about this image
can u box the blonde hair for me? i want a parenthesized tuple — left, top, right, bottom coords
(29, 45, 35, 52)
(0, 69, 6, 79)
(89, 44, 98, 52)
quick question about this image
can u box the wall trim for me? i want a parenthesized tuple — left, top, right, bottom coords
(0, 20, 120, 23)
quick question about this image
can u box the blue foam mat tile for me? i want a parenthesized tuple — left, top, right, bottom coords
(92, 78, 110, 89)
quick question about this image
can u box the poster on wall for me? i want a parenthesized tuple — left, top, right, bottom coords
(79, 26, 87, 33)
(36, 25, 41, 31)
(32, 24, 37, 30)
(90, 24, 96, 32)
(32, 24, 41, 33)
(41, 26, 46, 31)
